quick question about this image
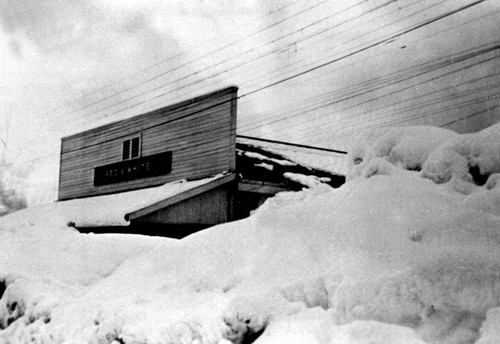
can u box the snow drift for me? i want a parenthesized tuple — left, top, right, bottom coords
(0, 123, 500, 344)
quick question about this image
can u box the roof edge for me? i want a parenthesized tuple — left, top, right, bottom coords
(125, 173, 236, 221)
(236, 135, 347, 154)
(62, 86, 239, 142)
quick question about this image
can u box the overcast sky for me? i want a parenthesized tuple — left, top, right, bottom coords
(0, 0, 268, 145)
(0, 0, 272, 201)
(0, 0, 499, 203)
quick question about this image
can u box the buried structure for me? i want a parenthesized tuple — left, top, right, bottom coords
(57, 86, 346, 237)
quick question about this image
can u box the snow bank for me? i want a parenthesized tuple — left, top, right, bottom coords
(1, 123, 500, 343)
(346, 123, 500, 189)
(422, 124, 500, 185)
(346, 126, 459, 179)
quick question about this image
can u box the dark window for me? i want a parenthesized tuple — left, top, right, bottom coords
(123, 136, 141, 160)
(131, 137, 140, 159)
(122, 140, 131, 160)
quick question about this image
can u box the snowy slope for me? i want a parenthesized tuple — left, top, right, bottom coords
(1, 124, 500, 343)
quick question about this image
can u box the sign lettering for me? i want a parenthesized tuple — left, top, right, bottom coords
(94, 151, 172, 186)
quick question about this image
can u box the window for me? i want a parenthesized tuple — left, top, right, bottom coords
(122, 136, 141, 160)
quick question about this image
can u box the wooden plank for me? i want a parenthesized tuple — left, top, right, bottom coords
(60, 139, 231, 182)
(59, 152, 230, 190)
(238, 179, 290, 195)
(59, 149, 232, 200)
(60, 105, 232, 157)
(127, 173, 236, 220)
(59, 165, 232, 200)
(61, 104, 232, 156)
(61, 89, 236, 152)
(60, 126, 231, 171)
(228, 92, 238, 171)
(61, 141, 230, 175)
(63, 87, 236, 142)
(136, 188, 229, 225)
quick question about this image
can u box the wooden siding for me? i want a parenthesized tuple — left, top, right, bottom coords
(238, 179, 291, 195)
(134, 185, 231, 225)
(59, 87, 238, 200)
(126, 173, 235, 221)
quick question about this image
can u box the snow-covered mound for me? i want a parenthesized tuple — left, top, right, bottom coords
(1, 123, 500, 344)
(347, 123, 500, 190)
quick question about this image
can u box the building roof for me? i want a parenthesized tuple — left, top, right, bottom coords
(236, 135, 348, 176)
(61, 86, 239, 142)
(56, 173, 235, 227)
(236, 136, 347, 191)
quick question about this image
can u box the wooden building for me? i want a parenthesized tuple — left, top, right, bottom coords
(58, 86, 345, 238)
(59, 86, 238, 200)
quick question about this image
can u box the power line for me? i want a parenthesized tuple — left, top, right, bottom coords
(238, 42, 500, 134)
(41, 0, 334, 125)
(37, 0, 309, 119)
(41, 0, 380, 132)
(331, 90, 500, 139)
(46, 0, 464, 134)
(5, 0, 497, 168)
(236, 7, 500, 129)
(270, 73, 500, 142)
(237, 0, 450, 92)
(440, 105, 500, 128)
(243, 0, 486, 97)
(138, 0, 440, 115)
(40, 0, 463, 141)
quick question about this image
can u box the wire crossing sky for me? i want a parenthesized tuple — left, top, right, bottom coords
(0, 0, 499, 203)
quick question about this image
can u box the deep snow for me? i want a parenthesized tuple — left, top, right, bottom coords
(0, 123, 500, 344)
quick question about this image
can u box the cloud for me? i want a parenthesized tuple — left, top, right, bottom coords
(0, 0, 183, 62)
(0, 0, 97, 53)
(0, 0, 185, 181)
(0, 0, 185, 114)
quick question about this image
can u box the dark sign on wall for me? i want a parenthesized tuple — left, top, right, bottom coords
(94, 151, 172, 186)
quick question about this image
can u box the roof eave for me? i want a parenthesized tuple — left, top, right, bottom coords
(125, 173, 236, 222)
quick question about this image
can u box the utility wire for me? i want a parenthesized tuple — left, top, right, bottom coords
(41, 0, 334, 124)
(41, 0, 376, 129)
(46, 0, 467, 134)
(4, 0, 496, 168)
(40, 0, 464, 137)
(37, 0, 309, 119)
(440, 105, 500, 128)
(238, 43, 500, 133)
(235, 8, 500, 128)
(270, 73, 500, 142)
(243, 0, 485, 97)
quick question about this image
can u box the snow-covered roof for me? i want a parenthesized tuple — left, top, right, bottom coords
(55, 173, 235, 227)
(236, 136, 348, 176)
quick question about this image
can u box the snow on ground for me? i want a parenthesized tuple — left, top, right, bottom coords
(1, 123, 500, 343)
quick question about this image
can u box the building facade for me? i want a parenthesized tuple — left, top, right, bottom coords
(58, 86, 345, 238)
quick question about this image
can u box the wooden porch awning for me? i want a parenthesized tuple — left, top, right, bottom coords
(56, 173, 235, 227)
